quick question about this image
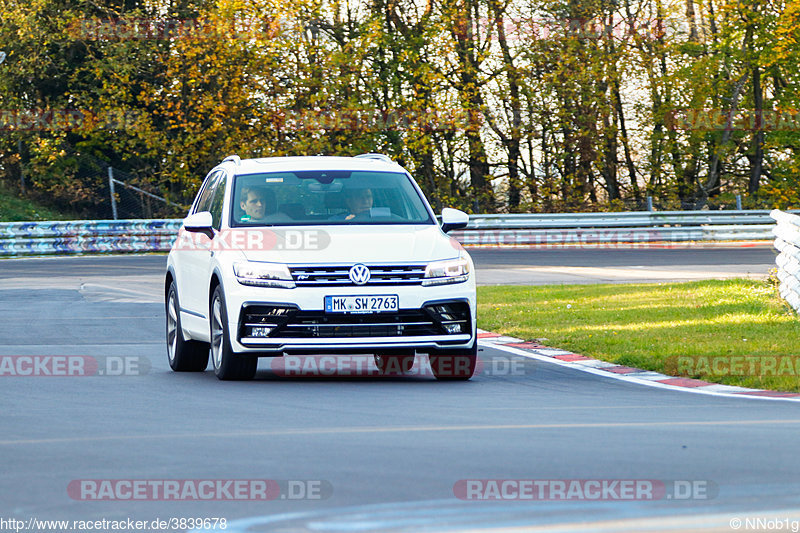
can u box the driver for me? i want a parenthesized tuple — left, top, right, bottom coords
(239, 186, 274, 222)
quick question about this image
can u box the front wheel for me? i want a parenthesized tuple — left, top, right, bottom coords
(429, 342, 478, 381)
(166, 282, 209, 372)
(210, 286, 257, 381)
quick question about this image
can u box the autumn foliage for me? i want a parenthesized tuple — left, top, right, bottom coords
(0, 0, 799, 217)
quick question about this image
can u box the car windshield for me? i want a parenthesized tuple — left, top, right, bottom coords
(230, 170, 434, 226)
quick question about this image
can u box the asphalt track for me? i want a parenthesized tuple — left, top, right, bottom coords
(1, 249, 798, 533)
(469, 246, 775, 284)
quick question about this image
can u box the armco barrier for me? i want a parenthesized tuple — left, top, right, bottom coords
(771, 210, 800, 312)
(452, 225, 775, 246)
(0, 220, 182, 256)
(0, 211, 779, 257)
(454, 210, 776, 246)
(466, 210, 777, 229)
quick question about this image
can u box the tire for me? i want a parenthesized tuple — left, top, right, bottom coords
(429, 342, 478, 381)
(374, 352, 415, 376)
(166, 282, 209, 372)
(210, 285, 257, 381)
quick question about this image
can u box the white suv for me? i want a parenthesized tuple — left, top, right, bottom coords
(165, 154, 476, 381)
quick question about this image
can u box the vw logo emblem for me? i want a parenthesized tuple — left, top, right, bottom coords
(349, 264, 371, 285)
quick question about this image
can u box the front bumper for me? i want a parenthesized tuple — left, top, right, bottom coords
(222, 281, 476, 355)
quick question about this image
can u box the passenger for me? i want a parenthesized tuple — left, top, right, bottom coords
(343, 187, 373, 220)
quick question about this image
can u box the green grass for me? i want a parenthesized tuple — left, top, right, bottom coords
(477, 279, 800, 392)
(0, 183, 78, 222)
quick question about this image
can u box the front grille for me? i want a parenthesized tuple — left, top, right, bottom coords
(239, 302, 471, 340)
(275, 310, 439, 338)
(289, 264, 426, 287)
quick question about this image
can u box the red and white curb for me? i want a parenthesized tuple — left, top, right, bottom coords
(478, 331, 800, 402)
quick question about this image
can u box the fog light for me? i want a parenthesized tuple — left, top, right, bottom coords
(250, 326, 273, 337)
(443, 324, 462, 334)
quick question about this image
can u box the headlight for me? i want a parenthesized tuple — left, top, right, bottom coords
(423, 255, 470, 286)
(233, 262, 295, 289)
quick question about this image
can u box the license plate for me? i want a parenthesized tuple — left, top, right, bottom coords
(325, 295, 399, 314)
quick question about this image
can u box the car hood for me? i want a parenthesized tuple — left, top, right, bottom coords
(238, 225, 464, 264)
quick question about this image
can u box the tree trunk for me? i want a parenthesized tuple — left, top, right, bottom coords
(489, 0, 523, 211)
(748, 67, 764, 195)
(614, 84, 640, 201)
(685, 0, 699, 41)
(700, 54, 750, 203)
(450, 0, 493, 212)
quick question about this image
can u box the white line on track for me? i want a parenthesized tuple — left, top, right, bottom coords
(483, 341, 800, 403)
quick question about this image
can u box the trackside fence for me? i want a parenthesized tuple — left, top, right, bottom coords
(0, 210, 782, 257)
(771, 210, 800, 313)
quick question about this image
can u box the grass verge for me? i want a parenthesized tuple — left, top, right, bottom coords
(477, 278, 800, 392)
(0, 183, 78, 222)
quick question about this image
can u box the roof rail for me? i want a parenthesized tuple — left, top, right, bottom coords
(222, 155, 241, 165)
(354, 153, 394, 164)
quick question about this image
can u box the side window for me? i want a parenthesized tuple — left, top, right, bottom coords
(208, 175, 228, 230)
(194, 171, 221, 214)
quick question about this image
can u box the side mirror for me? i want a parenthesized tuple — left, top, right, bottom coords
(184, 211, 214, 239)
(441, 208, 469, 233)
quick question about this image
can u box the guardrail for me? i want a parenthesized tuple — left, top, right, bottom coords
(466, 210, 777, 229)
(453, 210, 776, 246)
(771, 210, 800, 312)
(0, 220, 182, 256)
(0, 211, 779, 257)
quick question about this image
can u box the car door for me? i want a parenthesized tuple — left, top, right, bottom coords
(177, 170, 224, 329)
